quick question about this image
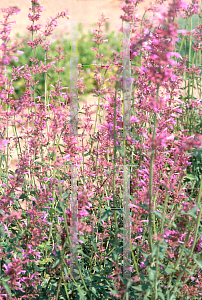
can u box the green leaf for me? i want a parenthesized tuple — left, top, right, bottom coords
(3, 280, 11, 297)
(50, 208, 56, 215)
(193, 254, 202, 269)
(158, 291, 165, 300)
(59, 170, 70, 179)
(158, 241, 168, 260)
(91, 242, 97, 251)
(63, 264, 69, 279)
(91, 287, 97, 295)
(112, 248, 119, 261)
(133, 284, 150, 292)
(109, 288, 118, 296)
(186, 174, 197, 180)
(39, 257, 53, 265)
(77, 249, 90, 259)
(84, 152, 91, 157)
(3, 276, 12, 283)
(190, 151, 202, 159)
(64, 161, 74, 166)
(35, 161, 47, 167)
(19, 193, 27, 199)
(164, 267, 175, 274)
(148, 266, 156, 281)
(62, 192, 70, 200)
(59, 201, 64, 211)
(51, 258, 60, 269)
(153, 210, 163, 219)
(135, 203, 149, 211)
(106, 170, 113, 175)
(117, 145, 124, 157)
(93, 266, 99, 273)
(77, 288, 86, 299)
(183, 205, 200, 219)
(100, 210, 114, 222)
(78, 236, 87, 244)
(141, 250, 150, 259)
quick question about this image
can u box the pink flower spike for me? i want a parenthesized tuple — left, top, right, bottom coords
(63, 154, 70, 160)
(135, 236, 142, 240)
(168, 52, 182, 59)
(181, 1, 188, 9)
(177, 29, 187, 35)
(16, 50, 24, 55)
(78, 209, 89, 217)
(166, 134, 175, 141)
(0, 139, 9, 150)
(12, 56, 18, 62)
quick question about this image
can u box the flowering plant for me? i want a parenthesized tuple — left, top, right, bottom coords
(0, 0, 202, 299)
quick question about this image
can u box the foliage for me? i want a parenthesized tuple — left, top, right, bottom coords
(0, 1, 202, 300)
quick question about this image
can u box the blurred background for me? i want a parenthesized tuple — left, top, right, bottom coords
(0, 0, 199, 100)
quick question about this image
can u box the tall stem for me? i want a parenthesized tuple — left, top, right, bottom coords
(149, 85, 159, 255)
(113, 90, 119, 241)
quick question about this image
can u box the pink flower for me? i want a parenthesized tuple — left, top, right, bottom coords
(16, 50, 24, 55)
(11, 56, 18, 62)
(78, 209, 89, 217)
(0, 139, 9, 150)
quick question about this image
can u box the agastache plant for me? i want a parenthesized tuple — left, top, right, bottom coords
(0, 0, 202, 299)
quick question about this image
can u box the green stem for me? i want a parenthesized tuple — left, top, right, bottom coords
(61, 269, 70, 300)
(149, 86, 159, 255)
(131, 244, 140, 278)
(55, 277, 62, 300)
(113, 90, 119, 244)
(167, 173, 202, 298)
(170, 206, 202, 296)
